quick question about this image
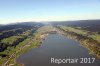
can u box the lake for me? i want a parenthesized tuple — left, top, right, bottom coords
(16, 34, 100, 66)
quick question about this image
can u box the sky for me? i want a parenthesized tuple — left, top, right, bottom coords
(0, 0, 100, 24)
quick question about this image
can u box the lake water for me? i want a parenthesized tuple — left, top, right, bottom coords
(16, 34, 100, 66)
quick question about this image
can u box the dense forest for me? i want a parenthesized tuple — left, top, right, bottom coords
(0, 22, 44, 56)
(50, 20, 100, 33)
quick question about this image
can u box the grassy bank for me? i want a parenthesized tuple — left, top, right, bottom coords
(0, 32, 39, 66)
(0, 26, 56, 66)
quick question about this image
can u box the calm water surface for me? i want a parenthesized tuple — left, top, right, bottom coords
(17, 34, 100, 66)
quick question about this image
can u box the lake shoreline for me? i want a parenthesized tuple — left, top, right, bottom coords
(16, 33, 100, 66)
(16, 26, 100, 66)
(54, 26, 100, 59)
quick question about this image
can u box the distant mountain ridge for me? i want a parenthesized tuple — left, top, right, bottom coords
(50, 20, 100, 33)
(0, 20, 100, 32)
(0, 22, 44, 32)
(51, 20, 100, 26)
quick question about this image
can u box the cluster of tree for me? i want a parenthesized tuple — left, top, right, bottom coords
(0, 22, 44, 55)
(55, 26, 99, 44)
(51, 20, 100, 33)
(0, 28, 27, 40)
(0, 22, 44, 32)
(0, 42, 8, 52)
(0, 22, 44, 40)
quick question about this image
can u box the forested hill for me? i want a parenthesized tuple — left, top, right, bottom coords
(0, 22, 44, 53)
(50, 20, 100, 33)
(0, 22, 44, 32)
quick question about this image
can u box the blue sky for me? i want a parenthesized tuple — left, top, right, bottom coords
(0, 0, 100, 24)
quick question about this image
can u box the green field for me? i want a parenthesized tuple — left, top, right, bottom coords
(59, 26, 100, 43)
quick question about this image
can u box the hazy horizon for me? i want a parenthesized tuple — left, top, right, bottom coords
(0, 0, 100, 24)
